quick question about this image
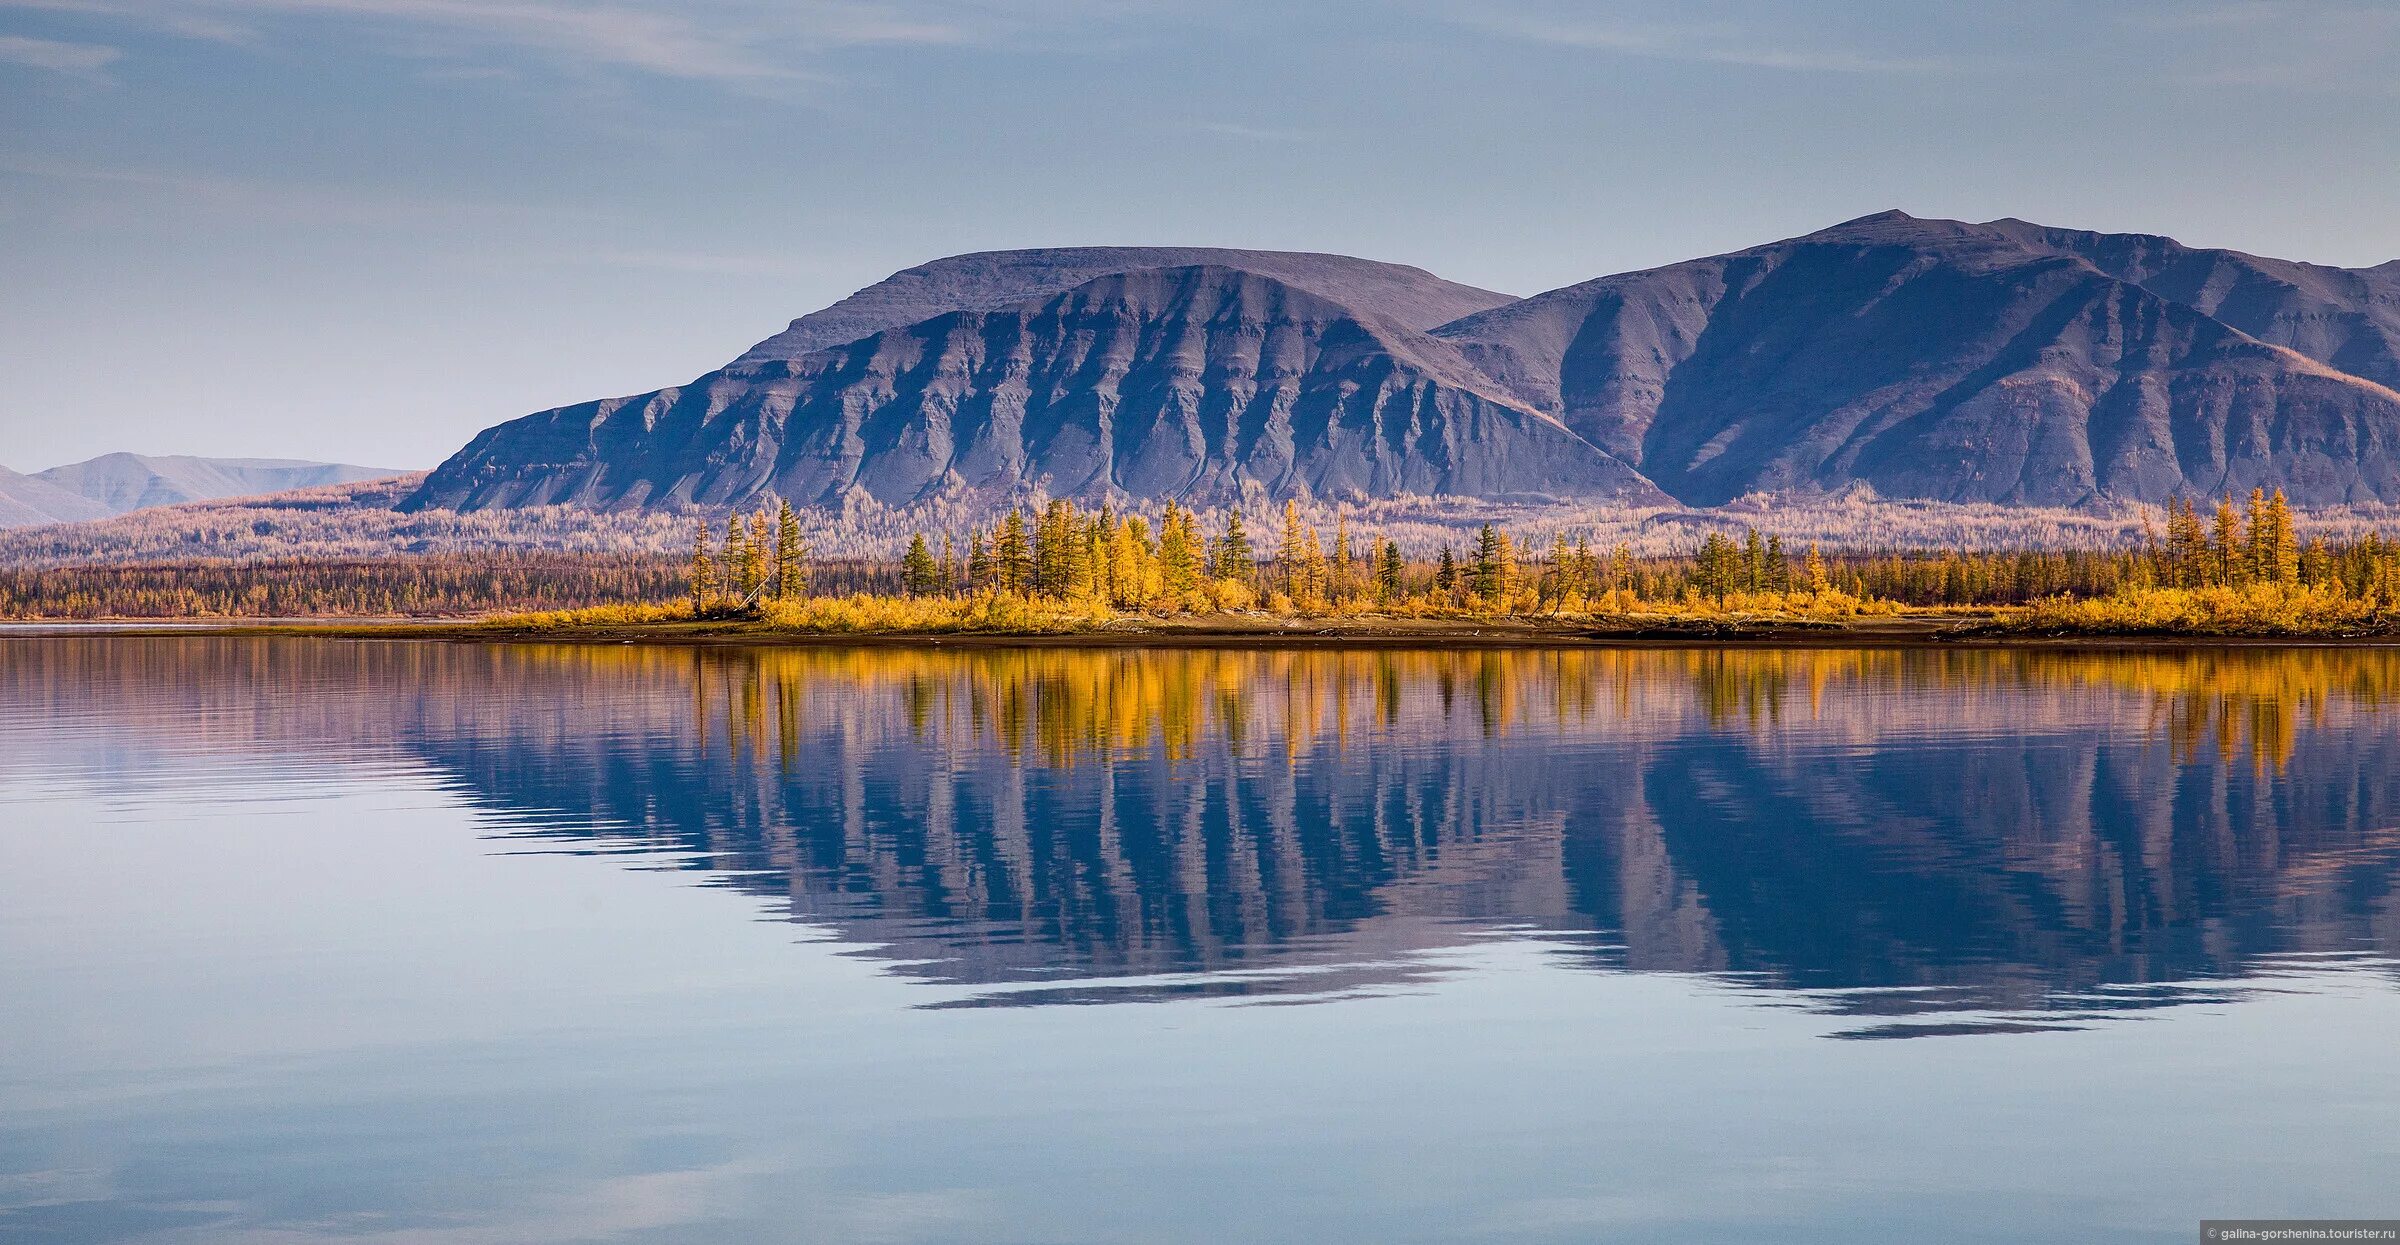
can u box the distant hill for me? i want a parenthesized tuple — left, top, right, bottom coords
(0, 465, 113, 528)
(17, 454, 407, 525)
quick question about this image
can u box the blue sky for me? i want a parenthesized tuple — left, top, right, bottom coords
(4, 0, 2398, 471)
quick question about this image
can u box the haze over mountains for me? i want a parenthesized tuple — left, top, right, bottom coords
(0, 466, 114, 529)
(0, 454, 404, 529)
(409, 214, 2400, 517)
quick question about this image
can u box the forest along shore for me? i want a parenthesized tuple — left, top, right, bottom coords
(10, 492, 2400, 640)
(19, 611, 2400, 648)
(3, 612, 1978, 645)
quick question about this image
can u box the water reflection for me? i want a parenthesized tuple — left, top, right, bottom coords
(9, 638, 2400, 1035)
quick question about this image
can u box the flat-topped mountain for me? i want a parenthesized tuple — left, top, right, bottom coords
(412, 248, 1538, 512)
(411, 218, 2400, 515)
(410, 262, 1656, 511)
(727, 246, 1516, 370)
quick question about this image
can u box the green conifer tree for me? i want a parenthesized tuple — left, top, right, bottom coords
(1215, 509, 1255, 581)
(773, 500, 808, 600)
(965, 530, 992, 591)
(1471, 524, 1515, 608)
(902, 533, 940, 596)
(1697, 532, 1734, 600)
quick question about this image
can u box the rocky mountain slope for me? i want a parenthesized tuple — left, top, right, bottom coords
(413, 218, 2400, 515)
(1986, 218, 2400, 393)
(31, 454, 405, 518)
(1433, 212, 2400, 506)
(410, 264, 1657, 511)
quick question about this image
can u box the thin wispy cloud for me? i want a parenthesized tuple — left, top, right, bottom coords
(2122, 0, 2400, 30)
(0, 0, 971, 81)
(1426, 0, 1966, 75)
(0, 157, 620, 228)
(2117, 0, 2400, 97)
(1, 0, 253, 43)
(0, 31, 120, 77)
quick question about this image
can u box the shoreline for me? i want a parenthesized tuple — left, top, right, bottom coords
(9, 613, 2400, 650)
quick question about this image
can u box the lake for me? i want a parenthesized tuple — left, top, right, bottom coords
(2, 636, 2395, 1242)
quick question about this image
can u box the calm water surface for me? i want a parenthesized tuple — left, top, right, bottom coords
(2, 637, 2396, 1242)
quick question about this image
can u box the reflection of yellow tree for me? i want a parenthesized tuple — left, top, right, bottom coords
(2079, 652, 2336, 774)
(1682, 651, 1793, 731)
(485, 642, 2400, 779)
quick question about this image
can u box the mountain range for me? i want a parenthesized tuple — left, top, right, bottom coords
(1433, 212, 2400, 507)
(0, 454, 404, 529)
(176, 216, 2400, 516)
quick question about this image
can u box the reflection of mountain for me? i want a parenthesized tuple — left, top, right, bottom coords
(9, 639, 2400, 1032)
